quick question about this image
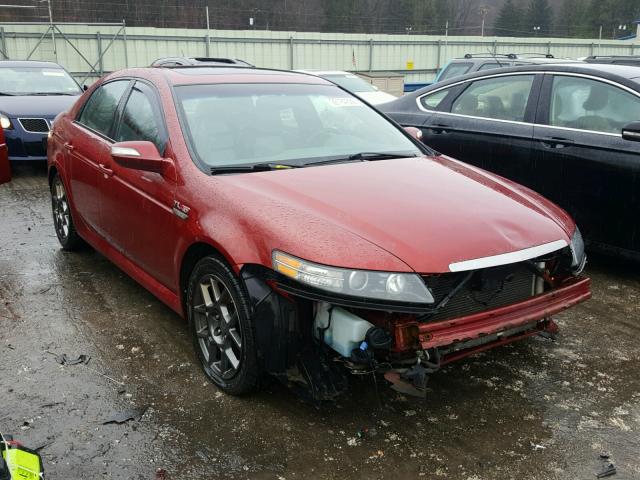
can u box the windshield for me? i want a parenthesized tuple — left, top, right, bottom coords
(0, 66, 81, 95)
(175, 83, 421, 170)
(322, 74, 377, 93)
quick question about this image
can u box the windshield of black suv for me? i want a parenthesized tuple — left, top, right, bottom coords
(0, 66, 81, 95)
(175, 83, 422, 169)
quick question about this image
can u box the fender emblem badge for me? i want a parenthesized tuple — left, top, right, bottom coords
(172, 201, 190, 220)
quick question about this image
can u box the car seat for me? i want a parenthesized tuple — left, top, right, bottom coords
(454, 94, 479, 116)
(574, 85, 613, 132)
(484, 95, 507, 119)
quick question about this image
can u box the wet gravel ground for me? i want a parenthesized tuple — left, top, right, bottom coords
(1, 163, 639, 480)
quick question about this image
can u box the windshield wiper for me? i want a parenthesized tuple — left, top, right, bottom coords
(210, 163, 299, 175)
(29, 92, 77, 96)
(303, 152, 417, 167)
(0, 92, 15, 96)
(348, 152, 418, 161)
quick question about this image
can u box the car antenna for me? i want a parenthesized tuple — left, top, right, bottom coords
(488, 48, 506, 67)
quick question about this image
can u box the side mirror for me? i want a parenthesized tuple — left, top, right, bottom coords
(622, 121, 640, 142)
(111, 141, 171, 174)
(403, 126, 423, 142)
(83, 84, 89, 91)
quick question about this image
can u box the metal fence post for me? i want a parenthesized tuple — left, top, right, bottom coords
(205, 5, 211, 56)
(289, 36, 294, 69)
(368, 38, 373, 72)
(122, 19, 128, 68)
(590, 43, 594, 56)
(96, 31, 103, 75)
(0, 27, 7, 59)
(436, 39, 441, 70)
(547, 41, 551, 55)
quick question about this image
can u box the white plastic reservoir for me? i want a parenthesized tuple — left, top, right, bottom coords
(314, 302, 374, 358)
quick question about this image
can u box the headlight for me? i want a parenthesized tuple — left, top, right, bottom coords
(569, 227, 586, 274)
(272, 250, 435, 304)
(0, 113, 12, 130)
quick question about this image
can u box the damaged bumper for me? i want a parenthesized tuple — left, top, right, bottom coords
(417, 276, 591, 351)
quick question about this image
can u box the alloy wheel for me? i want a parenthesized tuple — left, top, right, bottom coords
(192, 274, 243, 380)
(52, 178, 70, 240)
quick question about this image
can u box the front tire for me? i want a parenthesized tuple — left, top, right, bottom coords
(50, 173, 84, 251)
(187, 255, 258, 395)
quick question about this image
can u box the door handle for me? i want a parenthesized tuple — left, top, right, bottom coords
(63, 142, 74, 152)
(540, 137, 574, 149)
(98, 163, 114, 177)
(431, 123, 451, 134)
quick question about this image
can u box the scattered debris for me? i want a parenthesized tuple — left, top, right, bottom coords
(102, 406, 148, 425)
(405, 410, 417, 417)
(155, 468, 167, 479)
(384, 371, 426, 398)
(530, 442, 546, 451)
(346, 437, 358, 446)
(596, 463, 617, 478)
(55, 353, 90, 366)
(131, 346, 141, 354)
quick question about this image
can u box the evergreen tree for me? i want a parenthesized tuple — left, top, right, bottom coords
(494, 0, 522, 36)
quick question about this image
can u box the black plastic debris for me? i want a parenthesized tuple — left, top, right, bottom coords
(596, 463, 616, 478)
(102, 406, 148, 425)
(55, 353, 90, 366)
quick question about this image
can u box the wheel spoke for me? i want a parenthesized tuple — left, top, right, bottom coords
(200, 282, 213, 307)
(224, 347, 240, 370)
(228, 328, 242, 348)
(210, 278, 222, 302)
(196, 325, 208, 339)
(193, 303, 207, 314)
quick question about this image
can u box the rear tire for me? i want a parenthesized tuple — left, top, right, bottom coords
(187, 255, 258, 395)
(50, 173, 84, 251)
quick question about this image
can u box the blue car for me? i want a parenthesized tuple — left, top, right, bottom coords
(0, 60, 82, 161)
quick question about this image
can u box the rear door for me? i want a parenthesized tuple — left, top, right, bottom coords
(532, 73, 640, 256)
(100, 80, 179, 289)
(419, 73, 541, 186)
(69, 80, 130, 235)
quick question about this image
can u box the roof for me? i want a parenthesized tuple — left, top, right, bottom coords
(0, 60, 64, 68)
(440, 62, 640, 84)
(108, 66, 332, 86)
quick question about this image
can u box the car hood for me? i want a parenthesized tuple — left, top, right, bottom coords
(0, 95, 79, 117)
(218, 155, 575, 274)
(356, 91, 397, 105)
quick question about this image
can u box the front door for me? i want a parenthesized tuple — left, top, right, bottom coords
(532, 73, 640, 256)
(100, 81, 180, 289)
(68, 80, 130, 235)
(422, 73, 540, 187)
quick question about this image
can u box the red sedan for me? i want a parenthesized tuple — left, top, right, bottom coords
(47, 66, 590, 400)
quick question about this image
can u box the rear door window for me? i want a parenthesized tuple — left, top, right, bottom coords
(451, 75, 535, 122)
(114, 82, 166, 153)
(77, 80, 129, 137)
(477, 62, 505, 71)
(419, 88, 453, 110)
(548, 75, 640, 134)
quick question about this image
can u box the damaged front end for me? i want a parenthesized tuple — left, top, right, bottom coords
(241, 242, 590, 402)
